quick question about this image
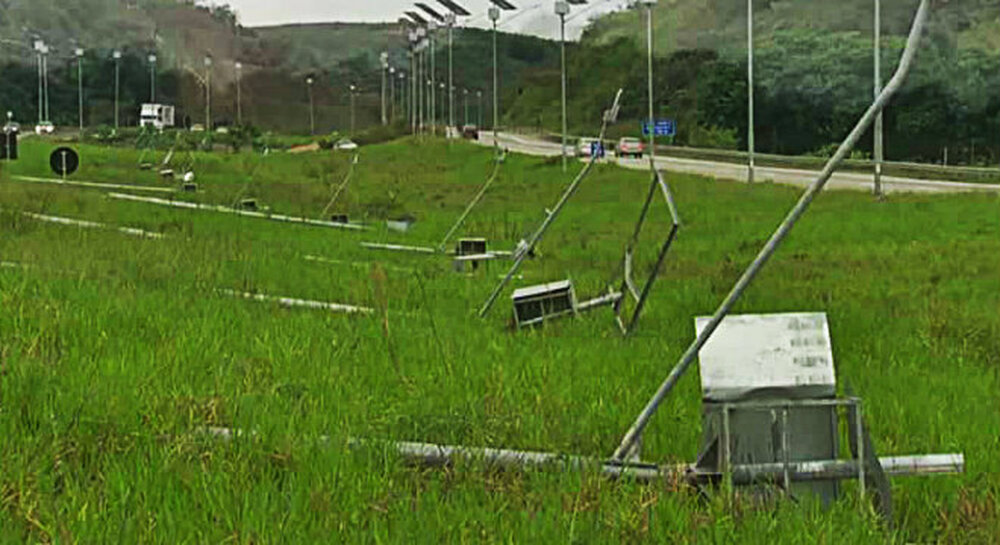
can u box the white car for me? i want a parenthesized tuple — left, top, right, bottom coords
(576, 137, 602, 157)
(34, 122, 54, 135)
(335, 138, 358, 151)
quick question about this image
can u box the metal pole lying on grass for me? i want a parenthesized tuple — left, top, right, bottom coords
(437, 158, 503, 252)
(610, 0, 931, 462)
(319, 154, 360, 219)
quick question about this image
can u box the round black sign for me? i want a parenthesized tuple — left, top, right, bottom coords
(49, 147, 80, 176)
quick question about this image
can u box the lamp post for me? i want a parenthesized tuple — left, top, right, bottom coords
(34, 41, 43, 126)
(873, 0, 884, 198)
(113, 50, 121, 130)
(446, 12, 456, 134)
(747, 0, 755, 184)
(42, 44, 50, 125)
(428, 20, 438, 135)
(640, 0, 657, 169)
(389, 67, 397, 123)
(350, 84, 357, 135)
(306, 76, 315, 135)
(399, 71, 407, 123)
(489, 6, 500, 151)
(148, 53, 157, 103)
(235, 61, 243, 126)
(417, 27, 427, 133)
(464, 88, 469, 126)
(381, 51, 389, 125)
(477, 89, 483, 129)
(75, 47, 85, 134)
(556, 1, 570, 172)
(204, 55, 212, 131)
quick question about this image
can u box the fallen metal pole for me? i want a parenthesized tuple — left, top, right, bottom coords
(361, 242, 437, 254)
(218, 289, 373, 315)
(12, 175, 177, 193)
(437, 159, 504, 252)
(23, 211, 165, 239)
(480, 89, 624, 317)
(108, 192, 367, 231)
(201, 428, 962, 485)
(610, 0, 931, 462)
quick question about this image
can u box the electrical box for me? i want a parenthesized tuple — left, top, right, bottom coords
(239, 199, 258, 211)
(694, 312, 839, 503)
(456, 238, 488, 257)
(330, 214, 349, 224)
(512, 280, 577, 327)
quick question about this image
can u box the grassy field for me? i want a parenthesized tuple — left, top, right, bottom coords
(1, 136, 998, 542)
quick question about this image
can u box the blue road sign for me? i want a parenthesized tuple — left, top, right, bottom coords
(642, 119, 676, 137)
(590, 140, 605, 159)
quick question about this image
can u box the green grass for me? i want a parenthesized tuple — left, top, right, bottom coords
(1, 136, 998, 542)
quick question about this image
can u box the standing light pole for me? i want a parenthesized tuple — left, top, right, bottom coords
(75, 47, 85, 135)
(446, 12, 456, 134)
(477, 89, 483, 129)
(389, 67, 397, 123)
(235, 61, 243, 126)
(747, 0, 755, 184)
(381, 51, 389, 125)
(489, 6, 501, 151)
(873, 0, 884, 198)
(417, 27, 427, 133)
(34, 41, 43, 126)
(204, 55, 213, 131)
(463, 88, 469, 125)
(349, 84, 357, 135)
(399, 71, 407, 123)
(408, 33, 417, 133)
(306, 76, 316, 135)
(148, 53, 157, 103)
(113, 50, 121, 130)
(556, 1, 570, 172)
(428, 20, 438, 135)
(641, 0, 657, 169)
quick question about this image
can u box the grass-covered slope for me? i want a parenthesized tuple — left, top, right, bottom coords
(0, 137, 998, 541)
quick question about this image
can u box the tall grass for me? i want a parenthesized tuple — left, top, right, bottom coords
(0, 137, 998, 542)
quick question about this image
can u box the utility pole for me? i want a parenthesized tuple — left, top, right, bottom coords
(204, 55, 212, 131)
(307, 76, 315, 135)
(148, 53, 157, 103)
(75, 47, 85, 135)
(873, 0, 884, 198)
(381, 51, 389, 125)
(556, 1, 570, 172)
(113, 50, 121, 130)
(235, 62, 243, 126)
(489, 6, 500, 151)
(747, 0, 755, 184)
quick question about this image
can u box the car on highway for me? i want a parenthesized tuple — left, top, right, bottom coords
(462, 125, 479, 140)
(617, 137, 644, 159)
(335, 138, 358, 151)
(34, 121, 55, 135)
(576, 137, 603, 158)
(3, 121, 20, 134)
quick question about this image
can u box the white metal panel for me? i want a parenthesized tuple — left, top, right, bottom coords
(695, 312, 836, 401)
(512, 279, 573, 301)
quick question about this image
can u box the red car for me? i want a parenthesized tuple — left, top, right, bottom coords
(617, 137, 644, 159)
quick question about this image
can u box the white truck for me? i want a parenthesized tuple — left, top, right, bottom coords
(139, 104, 175, 130)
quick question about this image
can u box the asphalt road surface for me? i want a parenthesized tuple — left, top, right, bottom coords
(477, 131, 1000, 195)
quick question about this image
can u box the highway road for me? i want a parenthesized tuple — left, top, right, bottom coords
(477, 131, 1000, 195)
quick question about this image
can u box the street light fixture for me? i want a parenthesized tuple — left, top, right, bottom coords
(380, 51, 389, 125)
(489, 6, 501, 151)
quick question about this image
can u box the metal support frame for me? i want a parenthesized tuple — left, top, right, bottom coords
(320, 154, 360, 220)
(612, 168, 680, 337)
(610, 0, 931, 463)
(479, 88, 623, 318)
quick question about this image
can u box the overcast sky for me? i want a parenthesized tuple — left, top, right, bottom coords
(218, 0, 627, 40)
